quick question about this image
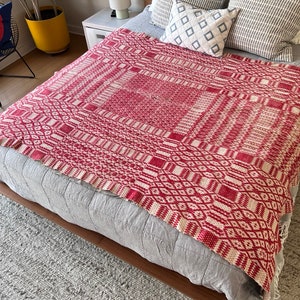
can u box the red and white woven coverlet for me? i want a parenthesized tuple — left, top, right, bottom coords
(1, 29, 300, 292)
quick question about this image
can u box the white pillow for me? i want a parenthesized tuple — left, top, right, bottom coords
(160, 0, 239, 57)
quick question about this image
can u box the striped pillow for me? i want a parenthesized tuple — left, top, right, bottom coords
(226, 0, 300, 62)
(151, 0, 229, 29)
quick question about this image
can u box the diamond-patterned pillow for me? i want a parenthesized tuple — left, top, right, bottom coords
(160, 0, 239, 57)
(151, 0, 229, 29)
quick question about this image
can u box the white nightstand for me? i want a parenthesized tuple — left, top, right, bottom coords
(82, 8, 139, 49)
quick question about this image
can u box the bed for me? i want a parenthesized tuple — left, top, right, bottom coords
(0, 1, 300, 299)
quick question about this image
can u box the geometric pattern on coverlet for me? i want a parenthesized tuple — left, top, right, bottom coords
(0, 28, 299, 293)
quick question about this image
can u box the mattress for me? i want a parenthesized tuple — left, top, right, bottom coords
(0, 6, 299, 300)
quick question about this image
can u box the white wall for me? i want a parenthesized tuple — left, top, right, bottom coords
(57, 0, 109, 35)
(58, 0, 145, 34)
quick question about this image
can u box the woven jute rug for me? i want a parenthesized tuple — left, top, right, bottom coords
(0, 193, 299, 299)
(0, 195, 189, 300)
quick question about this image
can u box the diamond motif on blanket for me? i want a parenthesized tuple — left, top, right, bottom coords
(160, 0, 240, 57)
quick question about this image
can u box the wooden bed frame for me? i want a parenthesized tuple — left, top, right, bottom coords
(0, 182, 226, 300)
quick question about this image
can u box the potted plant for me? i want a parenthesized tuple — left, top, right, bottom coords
(19, 0, 70, 54)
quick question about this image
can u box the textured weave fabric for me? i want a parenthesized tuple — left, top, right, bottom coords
(160, 0, 239, 57)
(151, 0, 227, 28)
(0, 28, 299, 293)
(0, 195, 189, 300)
(226, 0, 300, 61)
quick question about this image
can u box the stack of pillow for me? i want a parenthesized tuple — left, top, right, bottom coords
(149, 0, 300, 61)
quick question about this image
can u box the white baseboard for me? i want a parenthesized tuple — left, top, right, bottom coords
(0, 54, 18, 70)
(68, 24, 84, 36)
(0, 46, 35, 71)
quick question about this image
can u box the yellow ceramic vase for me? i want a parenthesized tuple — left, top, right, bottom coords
(25, 7, 70, 54)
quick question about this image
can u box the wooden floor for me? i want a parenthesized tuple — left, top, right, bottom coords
(0, 34, 226, 300)
(0, 34, 88, 110)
